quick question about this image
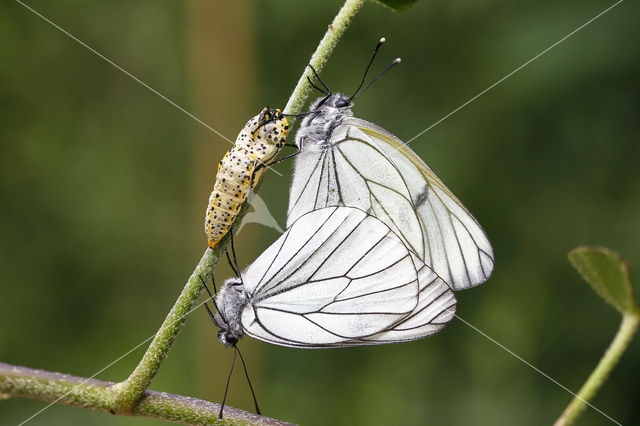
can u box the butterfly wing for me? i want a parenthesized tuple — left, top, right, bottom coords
(362, 252, 456, 343)
(348, 118, 494, 290)
(288, 127, 425, 263)
(240, 206, 455, 348)
(288, 117, 494, 290)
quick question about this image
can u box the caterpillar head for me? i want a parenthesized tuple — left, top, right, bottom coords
(252, 106, 289, 149)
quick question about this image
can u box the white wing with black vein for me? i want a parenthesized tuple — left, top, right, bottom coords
(363, 252, 456, 343)
(288, 117, 493, 290)
(240, 206, 455, 348)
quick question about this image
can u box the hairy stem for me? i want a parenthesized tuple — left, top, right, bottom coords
(1, 0, 366, 420)
(110, 0, 366, 413)
(554, 312, 639, 426)
(283, 0, 366, 115)
(0, 362, 291, 426)
(111, 247, 222, 411)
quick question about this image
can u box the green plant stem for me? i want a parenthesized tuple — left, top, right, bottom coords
(111, 0, 366, 413)
(1, 0, 366, 419)
(554, 312, 640, 426)
(0, 362, 291, 426)
(111, 247, 222, 411)
(283, 0, 366, 115)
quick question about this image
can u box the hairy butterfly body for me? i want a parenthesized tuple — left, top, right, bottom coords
(205, 107, 289, 248)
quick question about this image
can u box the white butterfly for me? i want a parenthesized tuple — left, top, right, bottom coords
(288, 92, 494, 291)
(212, 206, 456, 348)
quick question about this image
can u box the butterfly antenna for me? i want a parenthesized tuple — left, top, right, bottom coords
(352, 57, 401, 100)
(307, 64, 331, 94)
(350, 37, 386, 100)
(219, 347, 237, 419)
(236, 345, 261, 415)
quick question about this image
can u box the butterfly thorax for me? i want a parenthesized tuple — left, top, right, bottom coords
(296, 93, 353, 148)
(214, 278, 250, 346)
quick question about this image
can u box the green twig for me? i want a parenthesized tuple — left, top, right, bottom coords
(112, 0, 366, 412)
(284, 0, 366, 115)
(0, 0, 367, 421)
(554, 312, 639, 426)
(111, 247, 223, 411)
(0, 0, 366, 420)
(0, 362, 291, 425)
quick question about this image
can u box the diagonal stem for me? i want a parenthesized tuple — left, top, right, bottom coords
(284, 0, 366, 115)
(111, 247, 222, 411)
(554, 312, 639, 426)
(111, 0, 366, 413)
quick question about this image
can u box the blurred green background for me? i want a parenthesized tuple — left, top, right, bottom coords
(1, 0, 638, 424)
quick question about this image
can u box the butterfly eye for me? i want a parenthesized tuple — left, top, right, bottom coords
(217, 330, 238, 346)
(226, 333, 238, 346)
(335, 98, 349, 108)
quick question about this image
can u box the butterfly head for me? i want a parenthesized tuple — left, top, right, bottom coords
(217, 329, 238, 347)
(303, 93, 354, 127)
(214, 277, 249, 347)
(312, 92, 353, 112)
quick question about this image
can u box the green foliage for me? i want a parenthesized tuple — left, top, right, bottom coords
(373, 0, 420, 12)
(568, 246, 638, 315)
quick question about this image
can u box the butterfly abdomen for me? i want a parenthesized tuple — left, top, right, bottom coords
(205, 107, 289, 249)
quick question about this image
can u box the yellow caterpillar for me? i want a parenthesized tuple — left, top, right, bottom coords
(205, 107, 289, 249)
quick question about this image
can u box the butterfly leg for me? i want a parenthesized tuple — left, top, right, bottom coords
(200, 274, 229, 327)
(253, 147, 301, 174)
(226, 232, 245, 287)
(266, 150, 301, 167)
(225, 248, 239, 278)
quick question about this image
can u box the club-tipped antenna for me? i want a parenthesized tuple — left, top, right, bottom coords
(236, 346, 261, 415)
(352, 57, 401, 100)
(350, 37, 387, 100)
(307, 64, 331, 95)
(219, 348, 237, 419)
